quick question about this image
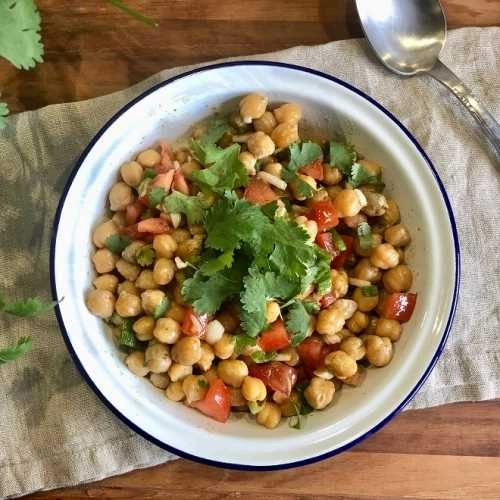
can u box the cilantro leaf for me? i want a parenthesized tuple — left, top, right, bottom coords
(240, 270, 268, 337)
(285, 301, 312, 346)
(0, 100, 8, 130)
(261, 200, 279, 220)
(199, 117, 230, 145)
(233, 333, 257, 355)
(148, 186, 167, 207)
(0, 294, 56, 317)
(106, 234, 132, 254)
(163, 192, 207, 225)
(142, 168, 156, 180)
(136, 245, 155, 266)
(294, 177, 316, 199)
(190, 141, 227, 165)
(330, 228, 346, 252)
(199, 250, 234, 276)
(283, 142, 323, 182)
(357, 221, 373, 250)
(153, 297, 170, 319)
(302, 300, 320, 314)
(361, 285, 378, 297)
(348, 163, 382, 189)
(0, 337, 32, 365)
(251, 350, 277, 363)
(118, 318, 139, 349)
(329, 141, 355, 175)
(105, 0, 159, 27)
(0, 0, 44, 70)
(248, 400, 265, 415)
(190, 143, 248, 192)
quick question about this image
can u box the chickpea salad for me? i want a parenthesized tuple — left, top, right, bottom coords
(86, 93, 417, 429)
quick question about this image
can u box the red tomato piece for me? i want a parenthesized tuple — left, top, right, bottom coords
(248, 362, 297, 396)
(297, 338, 339, 377)
(137, 218, 170, 234)
(152, 170, 175, 192)
(320, 292, 336, 309)
(309, 200, 339, 231)
(299, 159, 324, 180)
(258, 320, 290, 352)
(315, 232, 336, 258)
(125, 201, 145, 225)
(244, 177, 279, 205)
(331, 235, 354, 269)
(173, 169, 190, 195)
(381, 293, 417, 322)
(182, 307, 210, 337)
(191, 378, 231, 423)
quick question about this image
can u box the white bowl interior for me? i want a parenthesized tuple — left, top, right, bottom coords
(53, 63, 457, 467)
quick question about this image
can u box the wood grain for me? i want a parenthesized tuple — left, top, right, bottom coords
(1, 0, 499, 113)
(5, 1, 500, 498)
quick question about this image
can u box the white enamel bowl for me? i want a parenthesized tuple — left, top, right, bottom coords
(51, 62, 459, 469)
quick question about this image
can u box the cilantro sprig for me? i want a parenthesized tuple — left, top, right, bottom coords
(0, 337, 32, 365)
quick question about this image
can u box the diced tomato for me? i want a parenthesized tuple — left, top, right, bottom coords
(381, 293, 417, 323)
(309, 200, 339, 231)
(299, 159, 324, 180)
(173, 169, 190, 195)
(320, 293, 336, 309)
(248, 362, 297, 397)
(315, 232, 336, 257)
(152, 170, 175, 192)
(137, 218, 170, 234)
(258, 320, 290, 352)
(297, 338, 339, 377)
(331, 235, 354, 269)
(191, 378, 231, 423)
(244, 177, 279, 205)
(121, 224, 141, 240)
(125, 201, 145, 225)
(182, 307, 210, 337)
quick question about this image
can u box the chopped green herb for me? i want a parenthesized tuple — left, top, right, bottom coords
(142, 168, 157, 180)
(118, 319, 139, 349)
(105, 0, 159, 27)
(107, 312, 124, 326)
(163, 192, 207, 225)
(261, 200, 279, 220)
(288, 403, 303, 430)
(199, 250, 234, 276)
(330, 228, 347, 252)
(361, 285, 378, 297)
(233, 333, 257, 355)
(136, 245, 155, 267)
(199, 117, 230, 145)
(153, 297, 170, 319)
(197, 379, 209, 389)
(137, 177, 152, 197)
(0, 294, 57, 318)
(329, 141, 356, 175)
(283, 142, 323, 182)
(105, 234, 132, 254)
(251, 350, 277, 363)
(0, 337, 32, 365)
(148, 186, 167, 207)
(357, 221, 373, 250)
(248, 400, 265, 415)
(302, 300, 320, 315)
(294, 177, 316, 199)
(348, 162, 382, 189)
(285, 301, 311, 347)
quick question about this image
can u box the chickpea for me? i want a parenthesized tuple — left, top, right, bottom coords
(305, 189, 329, 209)
(150, 372, 170, 389)
(323, 328, 350, 345)
(182, 374, 209, 404)
(116, 258, 141, 282)
(151, 258, 175, 286)
(213, 333, 235, 359)
(256, 402, 282, 429)
(354, 258, 382, 282)
(228, 387, 245, 407)
(346, 310, 369, 334)
(362, 191, 388, 217)
(85, 289, 115, 319)
(117, 280, 139, 296)
(365, 317, 378, 335)
(165, 380, 185, 401)
(204, 367, 218, 383)
(121, 241, 145, 264)
(340, 336, 366, 361)
(140, 289, 165, 316)
(384, 224, 411, 248)
(325, 350, 358, 380)
(115, 291, 141, 317)
(241, 376, 267, 402)
(364, 335, 393, 367)
(181, 160, 201, 177)
(133, 316, 156, 341)
(239, 151, 257, 175)
(352, 287, 379, 312)
(197, 342, 215, 371)
(265, 301, 281, 324)
(176, 237, 203, 260)
(120, 160, 143, 187)
(354, 233, 382, 258)
(343, 212, 367, 229)
(253, 110, 277, 134)
(125, 351, 150, 377)
(246, 131, 275, 160)
(290, 174, 317, 201)
(152, 318, 179, 345)
(304, 377, 335, 410)
(111, 211, 127, 228)
(375, 318, 401, 342)
(383, 265, 413, 293)
(358, 159, 381, 176)
(273, 103, 302, 124)
(169, 228, 188, 244)
(239, 93, 268, 123)
(137, 148, 161, 168)
(169, 363, 193, 384)
(316, 306, 344, 336)
(333, 189, 367, 217)
(343, 367, 366, 387)
(109, 182, 134, 212)
(217, 359, 249, 388)
(370, 243, 399, 270)
(167, 302, 185, 323)
(335, 299, 358, 319)
(271, 122, 299, 149)
(153, 234, 178, 259)
(92, 248, 117, 274)
(93, 274, 119, 293)
(92, 220, 119, 248)
(263, 162, 283, 178)
(203, 319, 224, 345)
(380, 198, 400, 227)
(145, 343, 172, 374)
(330, 269, 349, 299)
(323, 166, 342, 185)
(171, 336, 202, 366)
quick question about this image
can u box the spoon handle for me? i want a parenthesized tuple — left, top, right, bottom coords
(428, 59, 500, 164)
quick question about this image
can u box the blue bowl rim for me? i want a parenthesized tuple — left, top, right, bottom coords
(49, 60, 460, 471)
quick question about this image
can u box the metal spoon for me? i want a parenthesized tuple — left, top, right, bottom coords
(355, 0, 500, 162)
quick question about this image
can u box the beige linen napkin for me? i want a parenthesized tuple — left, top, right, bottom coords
(0, 27, 499, 498)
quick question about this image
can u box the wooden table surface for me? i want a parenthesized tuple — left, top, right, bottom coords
(4, 1, 498, 498)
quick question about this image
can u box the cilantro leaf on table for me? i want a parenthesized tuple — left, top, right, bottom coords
(0, 337, 32, 365)
(285, 301, 312, 346)
(0, 294, 57, 317)
(357, 221, 373, 250)
(198, 250, 234, 276)
(0, 0, 44, 70)
(283, 142, 323, 182)
(0, 100, 8, 130)
(148, 186, 167, 207)
(348, 163, 383, 189)
(163, 192, 207, 225)
(199, 117, 230, 145)
(329, 141, 356, 175)
(105, 0, 159, 27)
